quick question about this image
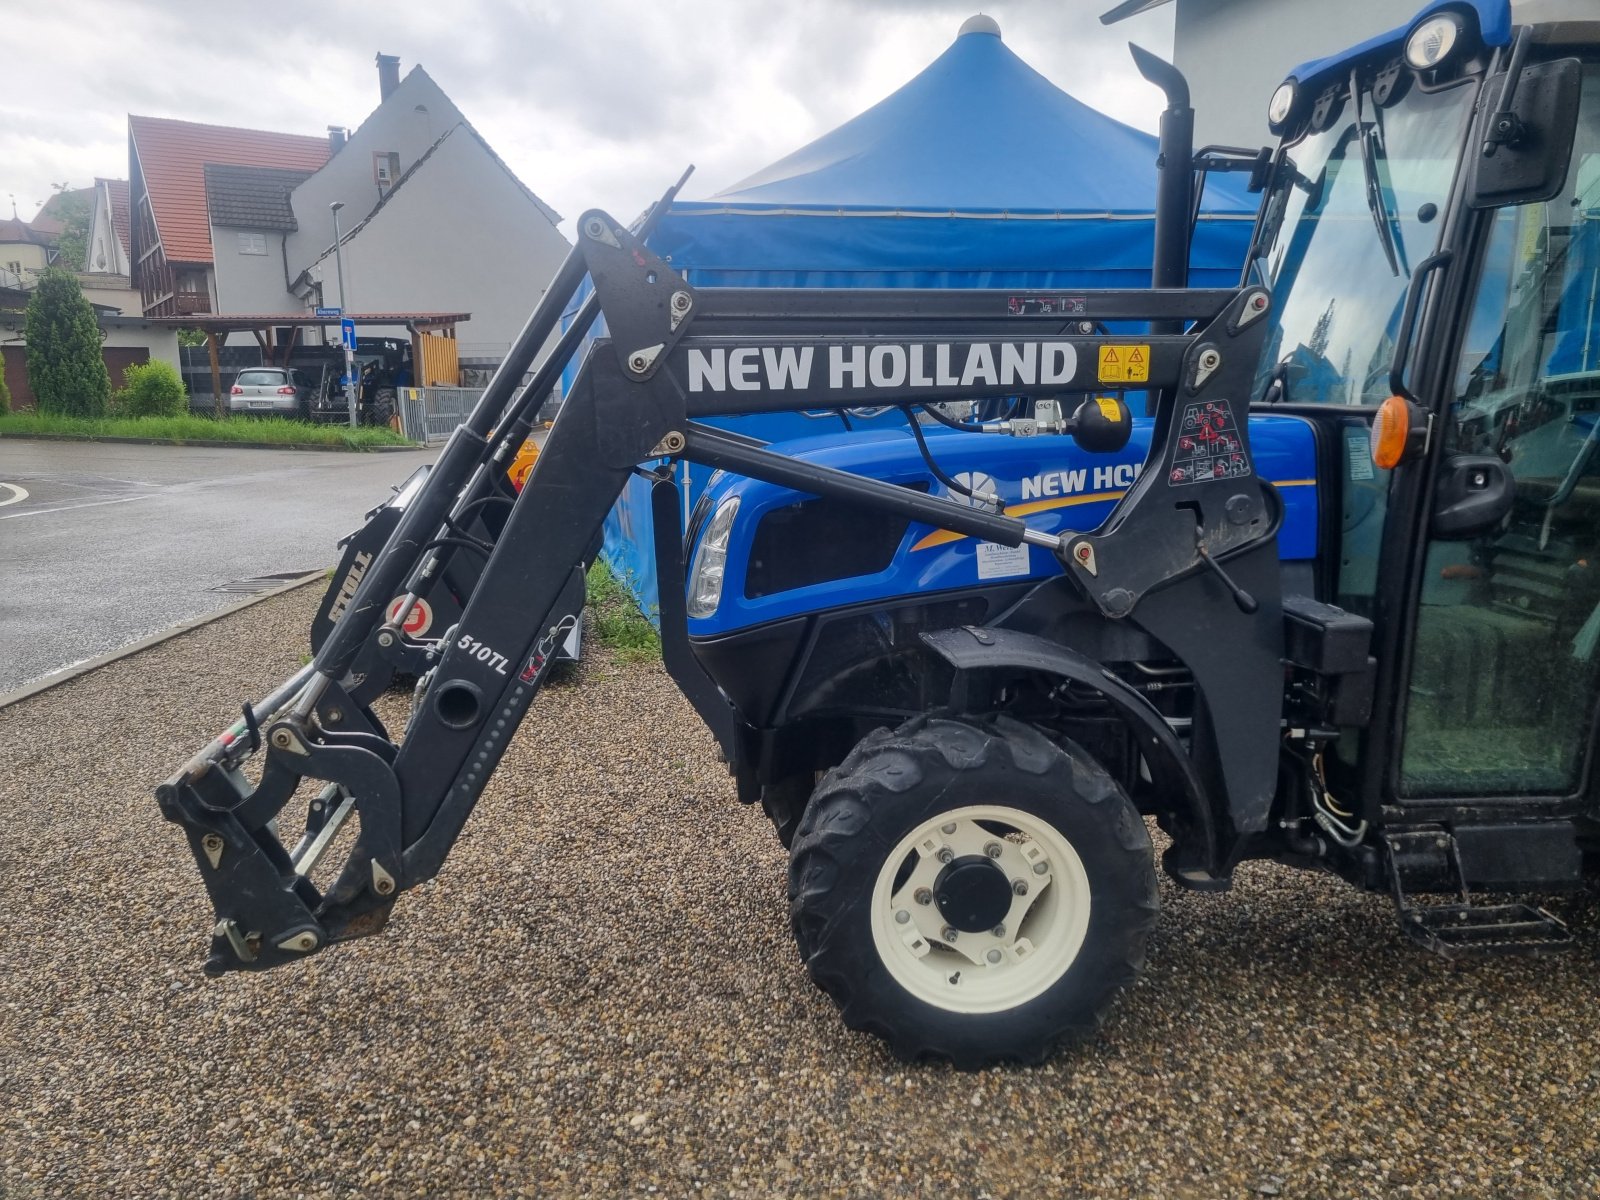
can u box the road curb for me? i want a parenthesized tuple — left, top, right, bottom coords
(0, 571, 326, 711)
(0, 432, 424, 453)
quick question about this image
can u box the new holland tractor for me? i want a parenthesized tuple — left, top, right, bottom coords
(157, 0, 1600, 1067)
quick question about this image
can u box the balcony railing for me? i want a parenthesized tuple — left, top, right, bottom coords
(174, 291, 211, 315)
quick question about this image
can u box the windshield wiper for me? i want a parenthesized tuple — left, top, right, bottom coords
(1350, 69, 1406, 278)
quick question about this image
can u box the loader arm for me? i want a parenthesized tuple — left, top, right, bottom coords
(156, 209, 1280, 975)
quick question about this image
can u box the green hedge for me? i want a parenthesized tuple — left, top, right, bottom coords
(0, 411, 411, 450)
(112, 360, 187, 418)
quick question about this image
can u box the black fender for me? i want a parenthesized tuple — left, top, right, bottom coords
(920, 625, 1227, 890)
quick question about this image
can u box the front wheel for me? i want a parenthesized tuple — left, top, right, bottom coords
(788, 715, 1157, 1068)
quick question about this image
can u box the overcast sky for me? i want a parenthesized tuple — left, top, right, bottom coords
(2, 0, 1175, 234)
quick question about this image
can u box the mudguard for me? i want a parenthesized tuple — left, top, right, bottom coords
(919, 624, 1226, 888)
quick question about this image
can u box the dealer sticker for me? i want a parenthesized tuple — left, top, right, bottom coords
(1098, 344, 1150, 383)
(976, 541, 1031, 580)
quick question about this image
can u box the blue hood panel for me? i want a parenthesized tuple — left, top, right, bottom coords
(689, 416, 1320, 637)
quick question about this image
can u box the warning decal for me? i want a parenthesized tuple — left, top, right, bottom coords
(1170, 401, 1252, 487)
(1098, 344, 1149, 383)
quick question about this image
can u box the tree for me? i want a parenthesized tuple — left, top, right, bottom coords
(0, 347, 10, 414)
(46, 184, 91, 273)
(25, 268, 110, 417)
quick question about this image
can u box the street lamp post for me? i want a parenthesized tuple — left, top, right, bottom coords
(330, 201, 357, 428)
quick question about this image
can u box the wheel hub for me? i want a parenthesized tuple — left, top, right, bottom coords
(934, 854, 1013, 933)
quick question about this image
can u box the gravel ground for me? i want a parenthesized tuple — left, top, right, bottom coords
(3, 584, 1600, 1199)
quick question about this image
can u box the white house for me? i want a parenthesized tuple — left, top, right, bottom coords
(1101, 0, 1405, 149)
(128, 52, 570, 367)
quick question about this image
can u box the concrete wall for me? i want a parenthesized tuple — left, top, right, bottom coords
(1174, 0, 1406, 149)
(78, 275, 142, 315)
(284, 67, 466, 274)
(300, 127, 571, 356)
(100, 317, 181, 373)
(210, 223, 296, 315)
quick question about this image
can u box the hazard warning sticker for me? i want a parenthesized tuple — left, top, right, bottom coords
(1098, 344, 1150, 383)
(1169, 401, 1252, 487)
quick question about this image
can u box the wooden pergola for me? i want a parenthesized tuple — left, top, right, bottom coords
(143, 311, 469, 415)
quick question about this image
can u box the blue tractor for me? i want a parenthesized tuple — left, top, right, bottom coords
(161, 0, 1600, 1068)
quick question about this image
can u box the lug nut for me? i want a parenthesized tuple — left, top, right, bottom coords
(1032, 860, 1049, 876)
(1012, 879, 1029, 897)
(987, 949, 1003, 964)
(984, 842, 1003, 859)
(936, 847, 954, 864)
(941, 926, 958, 942)
(991, 924, 1006, 938)
(894, 910, 910, 925)
(914, 888, 933, 906)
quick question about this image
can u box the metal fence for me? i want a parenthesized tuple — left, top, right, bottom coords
(399, 387, 485, 444)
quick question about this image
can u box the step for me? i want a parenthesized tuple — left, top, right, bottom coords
(1398, 901, 1573, 959)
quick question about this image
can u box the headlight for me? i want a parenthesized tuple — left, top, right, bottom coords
(686, 496, 739, 618)
(1268, 82, 1297, 131)
(1404, 13, 1462, 70)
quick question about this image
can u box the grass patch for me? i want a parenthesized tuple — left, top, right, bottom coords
(586, 559, 661, 663)
(0, 411, 411, 450)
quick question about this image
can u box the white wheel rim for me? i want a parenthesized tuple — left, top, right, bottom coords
(869, 804, 1092, 1015)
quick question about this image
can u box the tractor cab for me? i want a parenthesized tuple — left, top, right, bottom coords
(1246, 2, 1600, 824)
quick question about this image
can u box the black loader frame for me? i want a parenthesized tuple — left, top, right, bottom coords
(156, 199, 1286, 974)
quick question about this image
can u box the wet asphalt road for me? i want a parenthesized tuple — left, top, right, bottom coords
(0, 439, 434, 693)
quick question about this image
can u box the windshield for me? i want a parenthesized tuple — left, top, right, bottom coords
(1251, 79, 1478, 405)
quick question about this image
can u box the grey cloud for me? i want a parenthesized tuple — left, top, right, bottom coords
(2, 0, 1172, 231)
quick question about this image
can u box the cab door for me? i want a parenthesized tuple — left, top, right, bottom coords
(1399, 88, 1600, 801)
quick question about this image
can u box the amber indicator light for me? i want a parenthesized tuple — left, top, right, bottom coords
(1372, 395, 1410, 470)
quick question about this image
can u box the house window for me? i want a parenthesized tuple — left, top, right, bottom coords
(237, 232, 267, 256)
(373, 151, 400, 189)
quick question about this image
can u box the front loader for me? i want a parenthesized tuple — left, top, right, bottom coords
(157, 0, 1600, 1067)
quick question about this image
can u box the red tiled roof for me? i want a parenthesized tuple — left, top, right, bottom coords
(98, 177, 131, 256)
(28, 185, 93, 238)
(129, 116, 329, 264)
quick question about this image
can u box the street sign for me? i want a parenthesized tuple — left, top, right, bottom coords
(341, 318, 357, 351)
(314, 306, 342, 318)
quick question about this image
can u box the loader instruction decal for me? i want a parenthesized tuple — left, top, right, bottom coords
(1170, 401, 1252, 486)
(685, 342, 1079, 393)
(1097, 345, 1149, 384)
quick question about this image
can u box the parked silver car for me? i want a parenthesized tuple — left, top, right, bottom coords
(228, 368, 311, 418)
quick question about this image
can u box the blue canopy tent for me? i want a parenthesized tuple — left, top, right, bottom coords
(595, 15, 1258, 617)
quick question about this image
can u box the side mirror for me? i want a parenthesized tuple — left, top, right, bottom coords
(1431, 454, 1514, 539)
(1469, 57, 1582, 209)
